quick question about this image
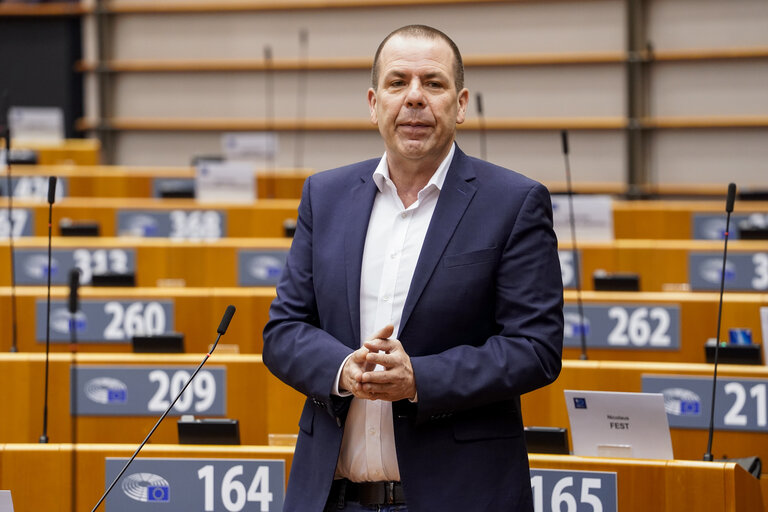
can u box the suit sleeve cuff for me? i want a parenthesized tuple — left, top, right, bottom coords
(332, 353, 354, 397)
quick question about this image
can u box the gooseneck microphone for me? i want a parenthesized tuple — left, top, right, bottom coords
(561, 131, 588, 360)
(475, 92, 487, 161)
(40, 176, 57, 443)
(67, 267, 80, 512)
(264, 45, 276, 173)
(294, 28, 309, 170)
(90, 305, 236, 512)
(703, 182, 737, 462)
(1, 90, 19, 353)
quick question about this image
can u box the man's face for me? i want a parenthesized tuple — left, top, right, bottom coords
(368, 35, 469, 168)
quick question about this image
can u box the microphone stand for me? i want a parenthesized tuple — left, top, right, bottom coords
(90, 305, 236, 512)
(704, 182, 736, 461)
(294, 28, 309, 171)
(561, 131, 588, 360)
(40, 176, 57, 443)
(68, 268, 80, 512)
(2, 91, 19, 352)
(475, 92, 487, 161)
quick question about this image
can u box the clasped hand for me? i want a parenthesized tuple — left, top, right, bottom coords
(340, 324, 416, 402)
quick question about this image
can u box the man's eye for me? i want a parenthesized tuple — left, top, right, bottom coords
(390, 80, 406, 87)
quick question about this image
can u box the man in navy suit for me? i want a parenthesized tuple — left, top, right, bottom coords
(263, 25, 563, 512)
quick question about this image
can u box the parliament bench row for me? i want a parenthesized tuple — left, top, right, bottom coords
(3, 196, 768, 240)
(12, 163, 756, 201)
(1, 236, 767, 293)
(0, 442, 759, 512)
(0, 287, 765, 361)
(3, 353, 768, 469)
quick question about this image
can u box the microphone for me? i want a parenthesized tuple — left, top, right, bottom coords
(703, 182, 736, 461)
(68, 268, 80, 340)
(40, 176, 57, 443)
(2, 90, 19, 353)
(475, 92, 487, 161)
(263, 44, 276, 199)
(294, 28, 309, 171)
(90, 305, 236, 512)
(264, 45, 276, 172)
(67, 267, 80, 512)
(561, 131, 588, 360)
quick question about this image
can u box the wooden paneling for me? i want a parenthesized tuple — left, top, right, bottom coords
(523, 361, 768, 465)
(0, 353, 304, 444)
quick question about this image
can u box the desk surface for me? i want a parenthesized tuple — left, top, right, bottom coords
(0, 353, 304, 446)
(523, 360, 768, 468)
(0, 443, 761, 512)
(4, 237, 765, 291)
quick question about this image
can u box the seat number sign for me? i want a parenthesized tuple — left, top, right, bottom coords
(564, 304, 680, 350)
(530, 469, 617, 512)
(105, 458, 284, 511)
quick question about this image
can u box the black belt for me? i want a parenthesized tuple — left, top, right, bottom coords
(329, 479, 406, 507)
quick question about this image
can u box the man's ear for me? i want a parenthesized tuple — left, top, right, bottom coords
(367, 88, 378, 125)
(456, 88, 469, 124)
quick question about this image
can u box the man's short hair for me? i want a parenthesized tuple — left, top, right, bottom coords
(371, 25, 465, 92)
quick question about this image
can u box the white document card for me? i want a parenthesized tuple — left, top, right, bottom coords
(195, 161, 255, 203)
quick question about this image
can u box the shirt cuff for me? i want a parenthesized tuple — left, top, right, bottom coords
(332, 353, 354, 397)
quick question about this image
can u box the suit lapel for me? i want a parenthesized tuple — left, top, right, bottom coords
(399, 148, 477, 335)
(344, 168, 378, 346)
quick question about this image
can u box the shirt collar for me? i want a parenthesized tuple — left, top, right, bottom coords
(372, 142, 455, 194)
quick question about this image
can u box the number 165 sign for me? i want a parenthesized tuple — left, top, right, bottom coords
(531, 469, 617, 512)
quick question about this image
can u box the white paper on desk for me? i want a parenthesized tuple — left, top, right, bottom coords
(551, 194, 614, 241)
(195, 161, 255, 203)
(8, 106, 64, 143)
(761, 307, 768, 366)
(0, 490, 14, 512)
(221, 131, 278, 163)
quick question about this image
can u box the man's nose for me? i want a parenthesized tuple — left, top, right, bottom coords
(405, 82, 425, 108)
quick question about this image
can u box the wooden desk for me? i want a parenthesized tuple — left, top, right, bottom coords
(3, 197, 299, 238)
(523, 360, 768, 467)
(561, 290, 766, 362)
(0, 286, 276, 354)
(6, 196, 768, 240)
(14, 165, 763, 200)
(0, 443, 294, 512)
(3, 138, 100, 165)
(2, 237, 765, 291)
(0, 237, 292, 287)
(0, 443, 761, 512)
(9, 165, 311, 199)
(0, 353, 304, 445)
(613, 200, 768, 239)
(557, 239, 768, 292)
(0, 286, 764, 361)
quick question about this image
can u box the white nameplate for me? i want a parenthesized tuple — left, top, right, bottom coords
(0, 491, 13, 512)
(552, 195, 614, 241)
(761, 307, 768, 367)
(221, 131, 278, 162)
(195, 161, 255, 203)
(8, 106, 64, 143)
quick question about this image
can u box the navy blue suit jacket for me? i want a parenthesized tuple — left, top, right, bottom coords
(263, 147, 564, 512)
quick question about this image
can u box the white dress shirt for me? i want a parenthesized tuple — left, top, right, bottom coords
(334, 143, 455, 482)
